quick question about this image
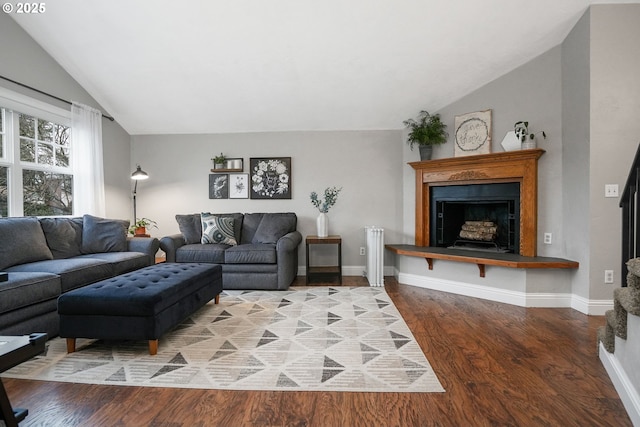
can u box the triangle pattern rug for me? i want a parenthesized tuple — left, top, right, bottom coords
(3, 287, 445, 392)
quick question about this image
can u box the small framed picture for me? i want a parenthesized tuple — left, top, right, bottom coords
(454, 109, 492, 157)
(250, 157, 292, 199)
(229, 173, 249, 199)
(209, 174, 229, 199)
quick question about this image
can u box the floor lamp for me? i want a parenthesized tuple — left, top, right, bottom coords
(131, 165, 149, 222)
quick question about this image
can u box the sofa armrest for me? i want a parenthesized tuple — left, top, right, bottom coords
(160, 234, 186, 263)
(277, 230, 302, 252)
(276, 231, 302, 289)
(127, 236, 160, 265)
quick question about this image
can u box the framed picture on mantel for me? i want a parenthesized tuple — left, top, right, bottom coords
(454, 109, 492, 157)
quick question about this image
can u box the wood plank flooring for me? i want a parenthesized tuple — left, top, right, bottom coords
(2, 276, 631, 426)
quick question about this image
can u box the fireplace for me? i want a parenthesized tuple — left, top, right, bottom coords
(410, 149, 544, 257)
(430, 182, 520, 253)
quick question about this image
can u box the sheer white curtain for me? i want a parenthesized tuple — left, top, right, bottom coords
(72, 102, 105, 216)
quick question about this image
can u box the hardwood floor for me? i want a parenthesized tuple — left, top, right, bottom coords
(3, 277, 631, 426)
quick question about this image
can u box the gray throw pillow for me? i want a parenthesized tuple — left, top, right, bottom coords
(252, 213, 296, 244)
(176, 214, 202, 244)
(201, 213, 237, 245)
(81, 214, 129, 254)
(0, 217, 53, 270)
(39, 217, 83, 259)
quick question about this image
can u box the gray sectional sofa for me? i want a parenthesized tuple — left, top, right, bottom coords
(0, 215, 160, 338)
(160, 212, 301, 290)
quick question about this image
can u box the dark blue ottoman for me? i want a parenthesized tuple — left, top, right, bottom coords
(58, 263, 222, 355)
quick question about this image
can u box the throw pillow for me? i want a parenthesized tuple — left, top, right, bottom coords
(81, 214, 129, 253)
(201, 213, 237, 245)
(176, 214, 202, 244)
(0, 217, 53, 270)
(39, 217, 83, 259)
(252, 213, 296, 244)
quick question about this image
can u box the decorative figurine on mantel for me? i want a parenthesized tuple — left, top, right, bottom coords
(514, 121, 546, 150)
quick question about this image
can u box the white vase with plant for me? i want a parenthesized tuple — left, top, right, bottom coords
(310, 187, 342, 237)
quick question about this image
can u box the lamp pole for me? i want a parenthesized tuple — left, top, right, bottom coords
(131, 165, 149, 222)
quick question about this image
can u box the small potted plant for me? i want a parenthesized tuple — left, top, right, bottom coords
(129, 218, 158, 236)
(212, 153, 226, 169)
(310, 187, 342, 237)
(403, 110, 449, 160)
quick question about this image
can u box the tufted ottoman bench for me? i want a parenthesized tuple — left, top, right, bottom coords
(58, 262, 222, 355)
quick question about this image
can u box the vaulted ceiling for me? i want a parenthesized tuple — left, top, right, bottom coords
(9, 0, 636, 135)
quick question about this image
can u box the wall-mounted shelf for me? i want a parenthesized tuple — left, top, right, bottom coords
(210, 168, 243, 173)
(386, 244, 578, 278)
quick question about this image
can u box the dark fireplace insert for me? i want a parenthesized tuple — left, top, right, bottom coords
(430, 182, 520, 253)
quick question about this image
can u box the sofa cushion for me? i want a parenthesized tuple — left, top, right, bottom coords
(81, 215, 129, 254)
(201, 213, 237, 245)
(39, 217, 84, 259)
(6, 258, 113, 293)
(0, 217, 53, 270)
(252, 213, 297, 244)
(176, 214, 203, 244)
(175, 243, 227, 264)
(79, 252, 150, 276)
(225, 243, 277, 264)
(0, 272, 61, 315)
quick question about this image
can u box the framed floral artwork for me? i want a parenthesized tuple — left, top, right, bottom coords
(209, 174, 229, 199)
(229, 173, 249, 199)
(249, 157, 291, 199)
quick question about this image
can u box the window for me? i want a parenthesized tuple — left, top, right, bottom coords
(0, 103, 73, 217)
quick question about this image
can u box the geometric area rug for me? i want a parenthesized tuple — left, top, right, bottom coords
(2, 287, 444, 393)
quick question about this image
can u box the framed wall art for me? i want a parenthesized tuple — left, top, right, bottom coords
(249, 157, 291, 199)
(209, 174, 229, 199)
(229, 173, 249, 199)
(454, 109, 492, 157)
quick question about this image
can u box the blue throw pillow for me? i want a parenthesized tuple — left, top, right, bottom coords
(81, 215, 129, 253)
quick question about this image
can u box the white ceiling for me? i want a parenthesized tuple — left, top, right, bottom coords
(9, 0, 637, 135)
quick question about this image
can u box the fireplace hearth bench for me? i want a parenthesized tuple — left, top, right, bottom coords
(58, 263, 223, 355)
(386, 244, 578, 277)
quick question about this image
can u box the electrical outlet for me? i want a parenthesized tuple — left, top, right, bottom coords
(543, 233, 552, 244)
(360, 247, 366, 256)
(605, 184, 619, 198)
(605, 270, 614, 284)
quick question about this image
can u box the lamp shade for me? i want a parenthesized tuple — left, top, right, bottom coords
(131, 165, 149, 180)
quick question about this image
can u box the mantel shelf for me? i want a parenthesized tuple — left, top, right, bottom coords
(386, 244, 579, 278)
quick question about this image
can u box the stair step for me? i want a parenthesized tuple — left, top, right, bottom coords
(597, 325, 614, 353)
(614, 286, 640, 316)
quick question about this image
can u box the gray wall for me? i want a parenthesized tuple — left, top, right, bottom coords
(131, 130, 403, 270)
(0, 13, 132, 219)
(562, 8, 591, 300)
(588, 4, 640, 300)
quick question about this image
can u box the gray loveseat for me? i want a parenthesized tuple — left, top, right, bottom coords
(0, 215, 160, 338)
(160, 212, 301, 290)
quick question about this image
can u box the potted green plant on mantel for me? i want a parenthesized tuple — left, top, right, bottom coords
(403, 110, 448, 160)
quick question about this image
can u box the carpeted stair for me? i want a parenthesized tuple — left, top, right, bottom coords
(598, 258, 640, 353)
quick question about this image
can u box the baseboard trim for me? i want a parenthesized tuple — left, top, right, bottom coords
(396, 271, 613, 314)
(297, 265, 395, 277)
(599, 342, 640, 426)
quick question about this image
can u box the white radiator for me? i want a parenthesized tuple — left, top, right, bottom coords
(365, 226, 384, 287)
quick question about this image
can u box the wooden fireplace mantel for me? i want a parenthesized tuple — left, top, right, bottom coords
(410, 149, 545, 257)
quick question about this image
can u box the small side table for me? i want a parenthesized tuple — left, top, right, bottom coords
(306, 235, 342, 284)
(0, 333, 47, 427)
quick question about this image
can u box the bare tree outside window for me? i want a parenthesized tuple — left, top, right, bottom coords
(0, 166, 7, 217)
(18, 113, 73, 216)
